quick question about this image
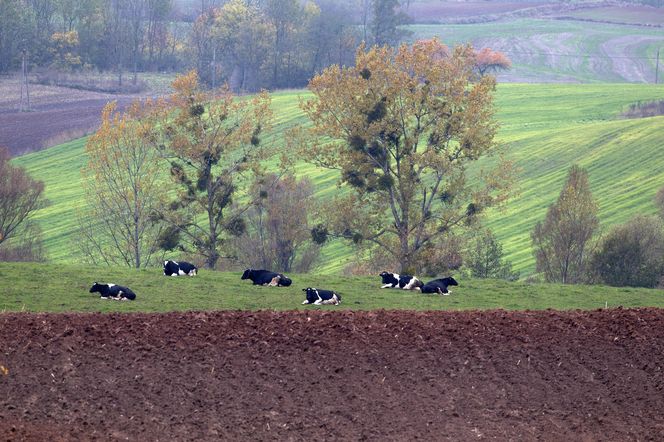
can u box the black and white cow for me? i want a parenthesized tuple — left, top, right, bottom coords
(301, 287, 341, 305)
(163, 260, 198, 277)
(421, 277, 458, 295)
(241, 268, 292, 287)
(379, 271, 423, 290)
(89, 282, 136, 301)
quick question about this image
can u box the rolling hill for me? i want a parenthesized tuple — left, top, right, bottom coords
(12, 84, 664, 275)
(407, 18, 664, 83)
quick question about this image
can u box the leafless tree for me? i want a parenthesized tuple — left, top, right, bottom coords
(0, 147, 46, 250)
(232, 174, 320, 272)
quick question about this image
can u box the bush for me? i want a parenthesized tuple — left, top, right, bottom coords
(622, 100, 664, 119)
(414, 236, 465, 277)
(0, 223, 46, 262)
(589, 215, 664, 288)
(465, 229, 519, 281)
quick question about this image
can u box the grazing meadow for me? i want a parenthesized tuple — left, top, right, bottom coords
(1, 262, 663, 313)
(12, 83, 664, 275)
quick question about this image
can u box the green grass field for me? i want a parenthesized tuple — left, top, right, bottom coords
(12, 84, 664, 275)
(1, 262, 662, 313)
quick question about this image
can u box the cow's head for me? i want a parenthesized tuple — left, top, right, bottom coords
(443, 277, 458, 287)
(89, 282, 103, 293)
(379, 271, 395, 283)
(302, 287, 318, 304)
(241, 269, 253, 280)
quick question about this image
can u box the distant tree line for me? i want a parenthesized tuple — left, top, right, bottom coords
(0, 0, 414, 91)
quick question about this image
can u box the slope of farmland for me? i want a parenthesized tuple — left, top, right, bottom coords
(12, 84, 664, 275)
(408, 18, 664, 83)
(2, 309, 664, 440)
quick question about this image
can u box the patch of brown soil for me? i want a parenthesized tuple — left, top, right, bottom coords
(1, 308, 664, 440)
(0, 79, 136, 156)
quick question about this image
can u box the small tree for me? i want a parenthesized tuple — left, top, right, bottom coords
(466, 229, 519, 280)
(371, 0, 410, 47)
(531, 165, 598, 284)
(210, 0, 272, 92)
(156, 70, 272, 269)
(0, 223, 45, 262)
(80, 100, 165, 268)
(655, 185, 664, 220)
(474, 48, 511, 77)
(296, 39, 514, 274)
(232, 173, 320, 272)
(0, 146, 46, 251)
(589, 215, 664, 288)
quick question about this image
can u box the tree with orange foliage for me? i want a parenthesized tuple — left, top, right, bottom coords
(156, 71, 273, 269)
(49, 31, 82, 71)
(81, 99, 165, 268)
(296, 39, 514, 273)
(474, 47, 512, 77)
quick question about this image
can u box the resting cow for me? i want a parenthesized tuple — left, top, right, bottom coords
(89, 282, 136, 301)
(241, 268, 292, 287)
(421, 277, 458, 295)
(301, 287, 341, 305)
(163, 260, 198, 276)
(379, 271, 423, 290)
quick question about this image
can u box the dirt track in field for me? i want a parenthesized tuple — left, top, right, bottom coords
(1, 308, 664, 441)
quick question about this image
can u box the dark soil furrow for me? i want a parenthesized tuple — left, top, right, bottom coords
(1, 309, 663, 441)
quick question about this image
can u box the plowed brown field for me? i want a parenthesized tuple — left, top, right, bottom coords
(1, 308, 664, 441)
(0, 79, 135, 156)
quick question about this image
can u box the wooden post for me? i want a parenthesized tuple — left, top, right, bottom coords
(19, 51, 24, 111)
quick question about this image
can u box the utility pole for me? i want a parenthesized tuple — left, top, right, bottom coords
(19, 49, 30, 112)
(656, 48, 660, 85)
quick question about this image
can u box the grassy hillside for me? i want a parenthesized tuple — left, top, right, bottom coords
(407, 19, 664, 83)
(12, 84, 664, 275)
(1, 262, 662, 313)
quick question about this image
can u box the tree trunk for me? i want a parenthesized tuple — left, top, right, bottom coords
(398, 230, 411, 274)
(133, 187, 141, 268)
(206, 170, 219, 270)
